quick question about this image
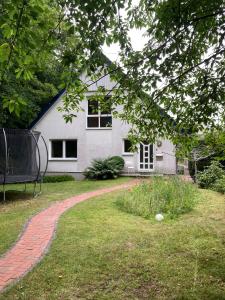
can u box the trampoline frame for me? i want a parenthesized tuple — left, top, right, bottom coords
(1, 128, 48, 201)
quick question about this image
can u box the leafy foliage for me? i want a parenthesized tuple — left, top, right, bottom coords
(187, 129, 225, 180)
(196, 161, 225, 188)
(108, 156, 125, 170)
(0, 0, 225, 145)
(116, 177, 199, 219)
(60, 0, 225, 147)
(84, 156, 125, 180)
(212, 176, 225, 194)
(43, 175, 75, 183)
(0, 0, 126, 125)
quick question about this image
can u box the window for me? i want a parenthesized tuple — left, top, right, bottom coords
(87, 98, 112, 128)
(123, 139, 133, 154)
(65, 140, 77, 158)
(50, 140, 77, 159)
(51, 140, 63, 158)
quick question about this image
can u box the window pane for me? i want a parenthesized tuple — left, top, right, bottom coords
(124, 139, 132, 153)
(150, 144, 153, 162)
(51, 140, 63, 158)
(88, 100, 98, 115)
(87, 116, 99, 127)
(66, 140, 77, 158)
(140, 144, 143, 162)
(100, 96, 112, 114)
(100, 116, 112, 127)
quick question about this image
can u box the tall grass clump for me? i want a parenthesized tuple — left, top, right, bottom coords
(116, 177, 199, 219)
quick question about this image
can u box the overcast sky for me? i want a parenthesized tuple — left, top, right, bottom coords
(102, 28, 148, 61)
(102, 0, 148, 62)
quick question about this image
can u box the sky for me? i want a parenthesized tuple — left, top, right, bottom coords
(102, 0, 148, 62)
(102, 28, 148, 61)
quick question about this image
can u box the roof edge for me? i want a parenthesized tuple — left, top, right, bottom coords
(28, 88, 66, 129)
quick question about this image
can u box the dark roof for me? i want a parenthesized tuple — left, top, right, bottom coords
(29, 88, 66, 129)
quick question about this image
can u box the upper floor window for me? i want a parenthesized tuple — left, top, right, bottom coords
(87, 98, 112, 128)
(50, 140, 77, 159)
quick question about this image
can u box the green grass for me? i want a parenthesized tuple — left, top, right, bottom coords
(1, 184, 225, 299)
(0, 177, 131, 256)
(116, 177, 200, 219)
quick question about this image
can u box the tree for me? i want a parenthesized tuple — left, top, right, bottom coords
(54, 0, 225, 146)
(0, 0, 126, 125)
(0, 0, 225, 146)
(188, 128, 225, 180)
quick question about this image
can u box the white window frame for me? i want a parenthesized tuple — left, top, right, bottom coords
(49, 139, 78, 161)
(86, 99, 112, 130)
(122, 139, 134, 156)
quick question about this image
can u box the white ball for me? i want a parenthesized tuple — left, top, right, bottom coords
(155, 213, 164, 221)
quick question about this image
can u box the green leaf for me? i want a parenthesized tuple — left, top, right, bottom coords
(0, 43, 10, 62)
(1, 24, 14, 38)
(8, 101, 15, 113)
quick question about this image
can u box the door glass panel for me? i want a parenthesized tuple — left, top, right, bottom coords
(150, 144, 153, 162)
(140, 144, 143, 162)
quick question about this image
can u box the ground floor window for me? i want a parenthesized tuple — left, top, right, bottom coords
(123, 139, 133, 154)
(50, 140, 77, 159)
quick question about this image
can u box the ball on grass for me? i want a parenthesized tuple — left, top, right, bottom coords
(155, 213, 164, 221)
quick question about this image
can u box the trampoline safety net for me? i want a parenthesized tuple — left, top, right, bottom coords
(0, 128, 41, 184)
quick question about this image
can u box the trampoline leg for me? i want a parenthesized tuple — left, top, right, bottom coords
(3, 184, 5, 201)
(33, 182, 36, 198)
(33, 182, 42, 198)
(39, 181, 42, 195)
(36, 182, 42, 197)
(24, 183, 27, 193)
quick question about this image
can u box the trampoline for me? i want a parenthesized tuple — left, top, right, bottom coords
(0, 128, 48, 201)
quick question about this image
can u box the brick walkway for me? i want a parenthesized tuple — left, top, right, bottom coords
(0, 181, 137, 293)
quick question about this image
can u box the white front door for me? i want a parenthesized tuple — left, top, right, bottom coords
(139, 142, 154, 171)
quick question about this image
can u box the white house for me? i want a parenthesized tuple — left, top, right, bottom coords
(30, 73, 177, 179)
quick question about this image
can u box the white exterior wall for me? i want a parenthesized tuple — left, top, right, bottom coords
(33, 75, 177, 177)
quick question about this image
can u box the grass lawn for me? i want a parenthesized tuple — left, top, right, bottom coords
(0, 177, 132, 256)
(1, 184, 225, 299)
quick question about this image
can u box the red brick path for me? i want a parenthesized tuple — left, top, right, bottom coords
(0, 181, 137, 293)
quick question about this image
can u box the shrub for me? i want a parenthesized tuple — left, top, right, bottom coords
(108, 156, 125, 170)
(212, 176, 225, 194)
(116, 177, 199, 219)
(196, 161, 225, 188)
(84, 156, 124, 180)
(188, 157, 225, 181)
(43, 175, 75, 183)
